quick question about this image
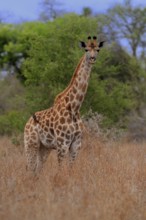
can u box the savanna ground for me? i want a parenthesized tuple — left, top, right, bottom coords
(0, 133, 146, 220)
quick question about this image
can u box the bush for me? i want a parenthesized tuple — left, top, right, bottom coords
(22, 14, 140, 125)
(0, 111, 28, 135)
(0, 14, 145, 135)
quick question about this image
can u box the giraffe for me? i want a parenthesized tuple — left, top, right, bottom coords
(24, 36, 105, 174)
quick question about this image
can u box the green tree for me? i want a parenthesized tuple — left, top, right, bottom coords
(97, 0, 146, 58)
(82, 7, 92, 17)
(0, 22, 48, 81)
(23, 14, 98, 111)
(22, 14, 140, 125)
(0, 13, 145, 135)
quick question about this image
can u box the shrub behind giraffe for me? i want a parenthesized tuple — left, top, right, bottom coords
(0, 14, 145, 135)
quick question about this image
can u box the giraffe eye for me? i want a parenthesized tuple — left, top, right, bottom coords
(85, 49, 88, 52)
(97, 49, 100, 52)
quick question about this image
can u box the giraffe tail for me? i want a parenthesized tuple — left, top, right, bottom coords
(32, 114, 39, 123)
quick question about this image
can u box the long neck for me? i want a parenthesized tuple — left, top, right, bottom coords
(54, 55, 92, 113)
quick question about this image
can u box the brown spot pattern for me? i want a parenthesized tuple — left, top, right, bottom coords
(60, 117, 65, 124)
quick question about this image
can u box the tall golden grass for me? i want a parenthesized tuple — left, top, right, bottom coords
(0, 135, 146, 220)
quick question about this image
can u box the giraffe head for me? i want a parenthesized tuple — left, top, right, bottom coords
(80, 36, 105, 64)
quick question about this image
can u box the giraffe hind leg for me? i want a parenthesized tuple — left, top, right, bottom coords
(25, 139, 52, 174)
(25, 141, 40, 175)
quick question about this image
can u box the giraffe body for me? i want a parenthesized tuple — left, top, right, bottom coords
(24, 36, 104, 174)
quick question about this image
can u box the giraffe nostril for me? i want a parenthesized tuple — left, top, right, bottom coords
(90, 57, 96, 60)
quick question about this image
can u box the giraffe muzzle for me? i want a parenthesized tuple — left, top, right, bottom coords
(90, 57, 96, 64)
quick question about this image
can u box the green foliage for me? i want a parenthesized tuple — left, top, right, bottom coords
(23, 14, 98, 112)
(22, 14, 140, 125)
(84, 77, 134, 125)
(0, 111, 28, 135)
(0, 76, 25, 113)
(96, 44, 142, 82)
(0, 13, 145, 135)
(0, 22, 48, 81)
(0, 76, 28, 135)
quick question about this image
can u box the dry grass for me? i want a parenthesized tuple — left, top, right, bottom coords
(0, 134, 146, 220)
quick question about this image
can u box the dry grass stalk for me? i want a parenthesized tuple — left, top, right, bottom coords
(0, 135, 146, 220)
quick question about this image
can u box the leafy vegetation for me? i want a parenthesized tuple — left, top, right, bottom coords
(0, 1, 146, 135)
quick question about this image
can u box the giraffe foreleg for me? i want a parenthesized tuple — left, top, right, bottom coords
(69, 134, 82, 165)
(57, 143, 69, 166)
(37, 144, 52, 172)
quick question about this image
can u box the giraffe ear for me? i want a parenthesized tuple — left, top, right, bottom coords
(79, 41, 86, 48)
(98, 41, 105, 48)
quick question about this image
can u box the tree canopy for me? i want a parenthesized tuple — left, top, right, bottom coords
(0, 1, 146, 135)
(97, 0, 146, 58)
